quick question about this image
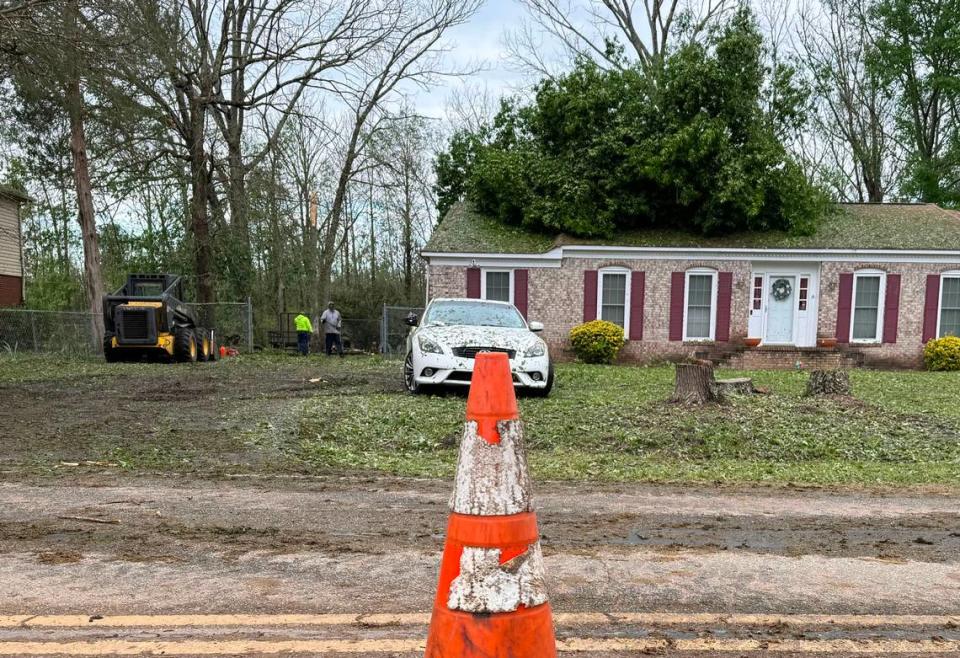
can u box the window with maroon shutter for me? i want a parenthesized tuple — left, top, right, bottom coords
(940, 274, 960, 338)
(882, 274, 901, 344)
(481, 270, 512, 302)
(850, 271, 885, 343)
(683, 269, 718, 341)
(598, 268, 629, 329)
(466, 268, 481, 298)
(582, 270, 598, 322)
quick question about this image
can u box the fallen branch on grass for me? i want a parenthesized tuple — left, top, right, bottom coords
(56, 516, 121, 525)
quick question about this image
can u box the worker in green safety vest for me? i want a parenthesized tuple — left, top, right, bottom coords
(294, 312, 314, 356)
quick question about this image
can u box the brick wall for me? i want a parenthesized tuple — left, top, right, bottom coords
(429, 258, 754, 363)
(818, 262, 959, 368)
(427, 266, 466, 300)
(0, 274, 23, 306)
(427, 257, 960, 368)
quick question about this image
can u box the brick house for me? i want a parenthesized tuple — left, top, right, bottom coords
(0, 186, 31, 307)
(422, 202, 960, 369)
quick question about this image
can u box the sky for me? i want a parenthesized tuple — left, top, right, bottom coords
(415, 0, 534, 119)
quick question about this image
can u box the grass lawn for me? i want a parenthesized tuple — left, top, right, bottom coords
(297, 362, 960, 486)
(1, 353, 959, 486)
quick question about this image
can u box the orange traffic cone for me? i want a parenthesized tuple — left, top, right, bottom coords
(424, 352, 557, 658)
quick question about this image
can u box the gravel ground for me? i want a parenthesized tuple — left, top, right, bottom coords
(2, 476, 958, 655)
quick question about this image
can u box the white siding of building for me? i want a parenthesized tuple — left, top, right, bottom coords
(0, 198, 22, 278)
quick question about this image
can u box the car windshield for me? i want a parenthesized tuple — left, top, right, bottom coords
(423, 301, 526, 329)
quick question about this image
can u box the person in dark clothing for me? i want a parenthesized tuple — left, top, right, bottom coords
(320, 301, 343, 356)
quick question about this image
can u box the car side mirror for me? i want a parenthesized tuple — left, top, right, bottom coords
(528, 321, 544, 332)
(404, 313, 419, 327)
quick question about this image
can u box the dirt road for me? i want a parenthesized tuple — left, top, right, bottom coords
(1, 475, 959, 656)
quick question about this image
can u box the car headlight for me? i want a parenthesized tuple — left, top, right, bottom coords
(524, 340, 546, 358)
(418, 336, 443, 354)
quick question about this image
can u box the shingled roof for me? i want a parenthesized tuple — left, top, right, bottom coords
(0, 185, 33, 204)
(424, 202, 960, 254)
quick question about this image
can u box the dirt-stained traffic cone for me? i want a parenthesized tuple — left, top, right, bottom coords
(424, 351, 557, 658)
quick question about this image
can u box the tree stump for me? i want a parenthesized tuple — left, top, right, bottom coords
(713, 377, 755, 397)
(671, 363, 719, 404)
(806, 369, 851, 396)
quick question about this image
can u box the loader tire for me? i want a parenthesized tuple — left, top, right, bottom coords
(174, 328, 198, 363)
(197, 329, 211, 362)
(103, 337, 120, 363)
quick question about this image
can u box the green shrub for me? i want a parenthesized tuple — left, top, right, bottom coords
(924, 336, 960, 371)
(569, 320, 625, 364)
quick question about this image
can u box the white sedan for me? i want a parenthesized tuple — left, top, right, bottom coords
(403, 298, 553, 396)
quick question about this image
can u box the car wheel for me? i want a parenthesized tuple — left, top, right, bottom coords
(530, 362, 554, 398)
(403, 352, 421, 395)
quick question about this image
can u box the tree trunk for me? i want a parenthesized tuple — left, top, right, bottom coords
(317, 114, 364, 307)
(713, 377, 755, 397)
(671, 363, 719, 404)
(402, 167, 413, 301)
(806, 370, 851, 396)
(188, 97, 215, 304)
(368, 179, 377, 285)
(65, 76, 105, 346)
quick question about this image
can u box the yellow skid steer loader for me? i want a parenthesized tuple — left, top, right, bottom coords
(102, 274, 217, 363)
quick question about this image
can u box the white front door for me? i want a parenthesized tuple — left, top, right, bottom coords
(765, 275, 796, 344)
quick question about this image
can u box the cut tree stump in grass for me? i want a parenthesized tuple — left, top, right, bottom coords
(806, 369, 851, 396)
(671, 363, 719, 404)
(713, 377, 755, 397)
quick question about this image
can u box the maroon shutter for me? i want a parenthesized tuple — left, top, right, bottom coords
(669, 272, 685, 341)
(922, 274, 941, 343)
(715, 272, 733, 342)
(882, 274, 901, 344)
(466, 268, 480, 298)
(835, 273, 854, 343)
(582, 270, 598, 322)
(629, 271, 645, 341)
(514, 269, 529, 318)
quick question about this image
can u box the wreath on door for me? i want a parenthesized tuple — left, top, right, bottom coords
(771, 278, 793, 301)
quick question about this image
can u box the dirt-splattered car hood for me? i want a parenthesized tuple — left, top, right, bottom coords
(418, 325, 541, 352)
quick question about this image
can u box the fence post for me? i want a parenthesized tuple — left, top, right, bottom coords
(246, 297, 254, 353)
(30, 311, 39, 351)
(380, 303, 388, 355)
(91, 313, 101, 352)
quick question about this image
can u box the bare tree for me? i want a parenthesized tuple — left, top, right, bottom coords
(797, 0, 900, 202)
(445, 81, 499, 134)
(314, 0, 480, 306)
(507, 0, 734, 75)
(371, 111, 435, 299)
(206, 0, 387, 295)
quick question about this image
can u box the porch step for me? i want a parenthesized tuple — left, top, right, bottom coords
(724, 346, 863, 371)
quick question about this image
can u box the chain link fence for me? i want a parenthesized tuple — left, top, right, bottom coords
(1, 302, 422, 357)
(0, 309, 100, 354)
(186, 301, 254, 352)
(0, 301, 254, 355)
(380, 304, 424, 357)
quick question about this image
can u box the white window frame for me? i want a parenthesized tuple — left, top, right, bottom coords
(480, 269, 513, 304)
(850, 269, 886, 344)
(937, 271, 960, 338)
(596, 267, 632, 335)
(683, 268, 718, 342)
